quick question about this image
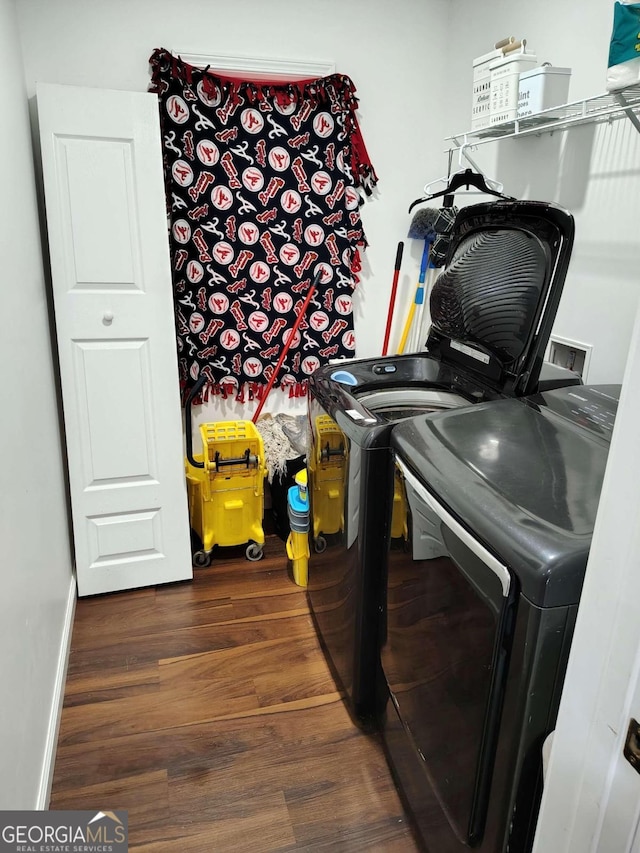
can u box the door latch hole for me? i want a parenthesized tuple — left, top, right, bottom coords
(623, 718, 640, 774)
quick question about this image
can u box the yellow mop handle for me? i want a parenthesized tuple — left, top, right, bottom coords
(397, 239, 430, 355)
(397, 302, 416, 355)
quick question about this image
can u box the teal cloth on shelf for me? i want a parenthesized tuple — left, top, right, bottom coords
(608, 2, 640, 68)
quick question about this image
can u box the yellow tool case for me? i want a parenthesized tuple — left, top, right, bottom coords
(185, 377, 266, 566)
(390, 467, 409, 541)
(308, 413, 346, 553)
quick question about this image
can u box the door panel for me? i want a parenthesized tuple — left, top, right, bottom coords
(383, 459, 515, 846)
(73, 340, 156, 484)
(60, 137, 139, 287)
(38, 83, 192, 596)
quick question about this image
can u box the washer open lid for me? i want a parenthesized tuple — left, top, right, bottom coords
(426, 200, 575, 397)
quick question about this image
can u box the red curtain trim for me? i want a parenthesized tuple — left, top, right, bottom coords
(183, 378, 309, 406)
(149, 47, 378, 193)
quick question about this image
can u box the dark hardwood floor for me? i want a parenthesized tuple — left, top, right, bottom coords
(50, 534, 420, 851)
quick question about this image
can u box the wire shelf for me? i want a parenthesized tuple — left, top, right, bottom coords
(446, 86, 640, 150)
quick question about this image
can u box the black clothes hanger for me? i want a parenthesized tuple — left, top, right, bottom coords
(408, 168, 515, 213)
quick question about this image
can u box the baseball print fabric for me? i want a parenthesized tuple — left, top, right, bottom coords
(149, 48, 378, 403)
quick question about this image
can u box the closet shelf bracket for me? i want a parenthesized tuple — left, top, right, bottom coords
(445, 85, 640, 153)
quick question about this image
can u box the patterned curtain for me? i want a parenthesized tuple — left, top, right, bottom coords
(149, 48, 378, 403)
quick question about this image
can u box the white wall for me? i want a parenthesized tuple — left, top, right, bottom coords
(0, 0, 74, 809)
(443, 0, 640, 383)
(16, 0, 450, 423)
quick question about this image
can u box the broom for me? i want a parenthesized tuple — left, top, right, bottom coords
(396, 209, 439, 354)
(398, 205, 459, 352)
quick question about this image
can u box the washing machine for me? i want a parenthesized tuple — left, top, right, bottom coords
(382, 383, 619, 852)
(306, 199, 577, 726)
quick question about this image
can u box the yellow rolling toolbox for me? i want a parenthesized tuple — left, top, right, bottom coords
(390, 467, 409, 541)
(308, 413, 346, 553)
(185, 376, 266, 566)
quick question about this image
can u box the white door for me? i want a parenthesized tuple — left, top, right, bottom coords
(37, 83, 192, 596)
(533, 300, 640, 851)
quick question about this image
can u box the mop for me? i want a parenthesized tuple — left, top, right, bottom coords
(255, 415, 300, 484)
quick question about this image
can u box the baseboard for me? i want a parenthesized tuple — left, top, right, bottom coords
(36, 574, 76, 810)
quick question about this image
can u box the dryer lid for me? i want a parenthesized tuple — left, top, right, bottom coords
(426, 200, 574, 397)
(391, 385, 619, 607)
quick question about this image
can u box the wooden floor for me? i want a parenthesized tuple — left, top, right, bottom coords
(50, 535, 420, 851)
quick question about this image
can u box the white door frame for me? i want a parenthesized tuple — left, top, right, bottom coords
(534, 299, 640, 850)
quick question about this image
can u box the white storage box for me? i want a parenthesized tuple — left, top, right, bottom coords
(471, 48, 502, 130)
(517, 65, 571, 118)
(489, 51, 538, 125)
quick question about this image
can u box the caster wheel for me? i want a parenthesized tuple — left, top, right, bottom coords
(193, 550, 211, 568)
(314, 536, 327, 554)
(246, 542, 264, 561)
